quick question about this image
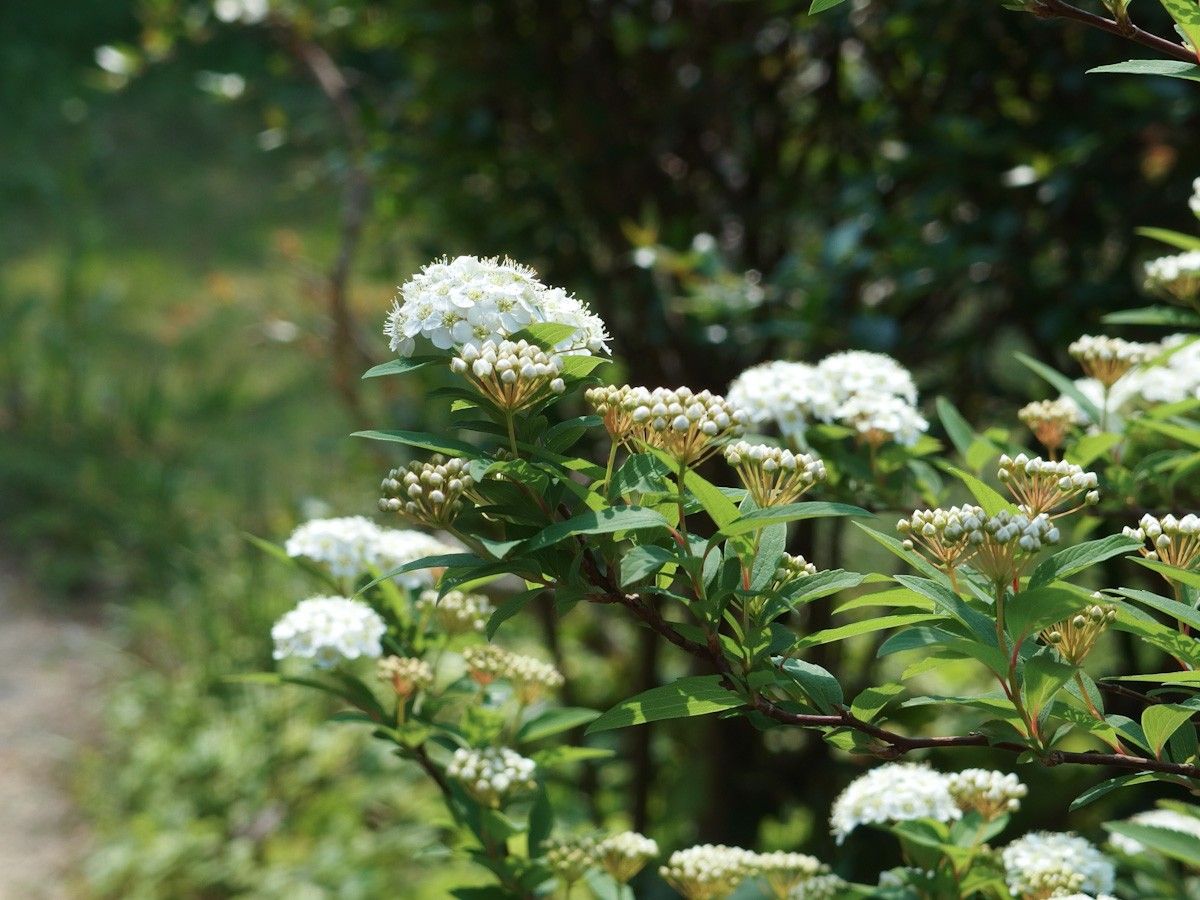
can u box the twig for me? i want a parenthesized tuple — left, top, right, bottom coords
(1029, 0, 1198, 64)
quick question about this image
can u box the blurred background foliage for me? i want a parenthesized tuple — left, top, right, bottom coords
(1, 0, 1198, 895)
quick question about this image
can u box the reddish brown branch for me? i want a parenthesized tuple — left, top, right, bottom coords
(1029, 0, 1198, 64)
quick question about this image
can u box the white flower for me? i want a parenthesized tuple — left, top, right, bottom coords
(829, 763, 961, 844)
(726, 361, 836, 438)
(384, 255, 608, 357)
(597, 831, 658, 884)
(285, 517, 455, 587)
(946, 768, 1027, 818)
(659, 844, 755, 900)
(445, 746, 537, 808)
(1191, 176, 1200, 218)
(791, 873, 850, 898)
(285, 516, 386, 580)
(834, 392, 929, 447)
(1002, 832, 1114, 899)
(1109, 807, 1200, 855)
(417, 589, 493, 634)
(1144, 249, 1200, 302)
(817, 350, 918, 405)
(271, 596, 386, 667)
(1068, 334, 1158, 387)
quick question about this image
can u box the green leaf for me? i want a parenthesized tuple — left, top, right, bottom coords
(1160, 0, 1200, 64)
(1070, 774, 1160, 810)
(719, 502, 869, 537)
(936, 396, 980, 459)
(893, 574, 996, 643)
(1020, 652, 1076, 718)
(620, 545, 676, 587)
(1103, 304, 1200, 326)
(486, 589, 541, 639)
(809, 0, 848, 11)
(1134, 418, 1200, 450)
(1088, 59, 1200, 81)
(1004, 586, 1091, 639)
(587, 675, 744, 732)
(794, 613, 938, 650)
(1142, 704, 1196, 757)
(609, 453, 673, 496)
(1130, 557, 1200, 589)
(1105, 821, 1200, 867)
(850, 682, 906, 723)
(939, 464, 1013, 516)
(1116, 587, 1200, 632)
(352, 429, 479, 457)
(517, 707, 601, 743)
(527, 785, 553, 851)
(1014, 352, 1101, 423)
(854, 523, 951, 583)
(507, 322, 582, 348)
(357, 553, 480, 595)
(531, 746, 615, 768)
(559, 355, 610, 378)
(518, 506, 670, 554)
(683, 467, 742, 530)
(1065, 432, 1121, 467)
(777, 657, 843, 713)
(1028, 534, 1142, 589)
(1136, 227, 1200, 252)
(361, 355, 442, 379)
(1110, 670, 1200, 683)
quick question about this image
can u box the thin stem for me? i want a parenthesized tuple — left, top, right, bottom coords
(1029, 0, 1199, 64)
(505, 411, 520, 456)
(602, 440, 619, 500)
(675, 458, 689, 541)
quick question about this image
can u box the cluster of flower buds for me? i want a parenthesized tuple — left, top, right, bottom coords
(723, 441, 826, 508)
(946, 769, 1027, 820)
(1123, 513, 1200, 574)
(791, 873, 850, 899)
(462, 644, 565, 702)
(659, 844, 756, 900)
(771, 554, 819, 592)
(445, 746, 537, 808)
(1144, 250, 1200, 304)
(1018, 398, 1080, 456)
(970, 510, 1061, 585)
(585, 384, 644, 444)
(897, 505, 986, 576)
(449, 339, 566, 412)
(749, 851, 827, 900)
(609, 386, 748, 464)
(542, 834, 599, 886)
(380, 455, 474, 527)
(997, 454, 1099, 517)
(416, 589, 493, 635)
(1068, 335, 1156, 387)
(596, 831, 659, 884)
(377, 655, 433, 697)
(1041, 595, 1117, 665)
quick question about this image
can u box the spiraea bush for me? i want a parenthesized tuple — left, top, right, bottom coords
(241, 191, 1200, 900)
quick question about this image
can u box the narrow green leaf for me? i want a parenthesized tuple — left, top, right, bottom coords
(684, 467, 742, 530)
(1130, 557, 1200, 589)
(586, 675, 743, 732)
(1133, 418, 1200, 450)
(936, 396, 979, 459)
(1015, 352, 1102, 422)
(854, 523, 951, 583)
(720, 501, 869, 537)
(850, 682, 906, 723)
(1029, 534, 1142, 589)
(1105, 821, 1200, 867)
(1088, 59, 1200, 81)
(519, 506, 670, 554)
(1116, 587, 1200, 632)
(1020, 652, 1076, 718)
(893, 574, 996, 643)
(1070, 774, 1159, 810)
(486, 589, 541, 639)
(620, 545, 676, 587)
(777, 657, 843, 713)
(352, 429, 479, 457)
(794, 613, 938, 649)
(939, 464, 1013, 516)
(1136, 227, 1200, 252)
(361, 355, 442, 379)
(1065, 432, 1121, 467)
(1109, 670, 1200, 683)
(516, 707, 601, 743)
(357, 553, 479, 595)
(507, 322, 581, 348)
(1103, 304, 1200, 326)
(809, 0, 848, 11)
(1142, 704, 1196, 757)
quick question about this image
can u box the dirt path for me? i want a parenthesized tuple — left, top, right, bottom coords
(0, 569, 112, 898)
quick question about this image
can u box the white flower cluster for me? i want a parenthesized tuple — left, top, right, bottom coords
(380, 455, 475, 527)
(829, 763, 961, 844)
(726, 361, 835, 438)
(450, 339, 566, 412)
(1063, 334, 1200, 430)
(543, 835, 598, 884)
(375, 529, 459, 588)
(462, 644, 564, 700)
(1108, 807, 1200, 855)
(946, 768, 1027, 819)
(727, 351, 926, 447)
(723, 441, 826, 507)
(1018, 398, 1081, 452)
(774, 553, 818, 586)
(1192, 176, 1200, 218)
(1001, 832, 1114, 899)
(749, 851, 826, 898)
(1123, 512, 1200, 570)
(791, 873, 850, 899)
(286, 518, 455, 587)
(271, 596, 386, 668)
(384, 255, 608, 356)
(1144, 249, 1200, 302)
(659, 844, 755, 900)
(997, 453, 1100, 515)
(597, 831, 659, 884)
(417, 589, 493, 634)
(971, 509, 1060, 583)
(445, 746, 537, 808)
(1068, 334, 1157, 387)
(377, 655, 433, 695)
(629, 386, 747, 464)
